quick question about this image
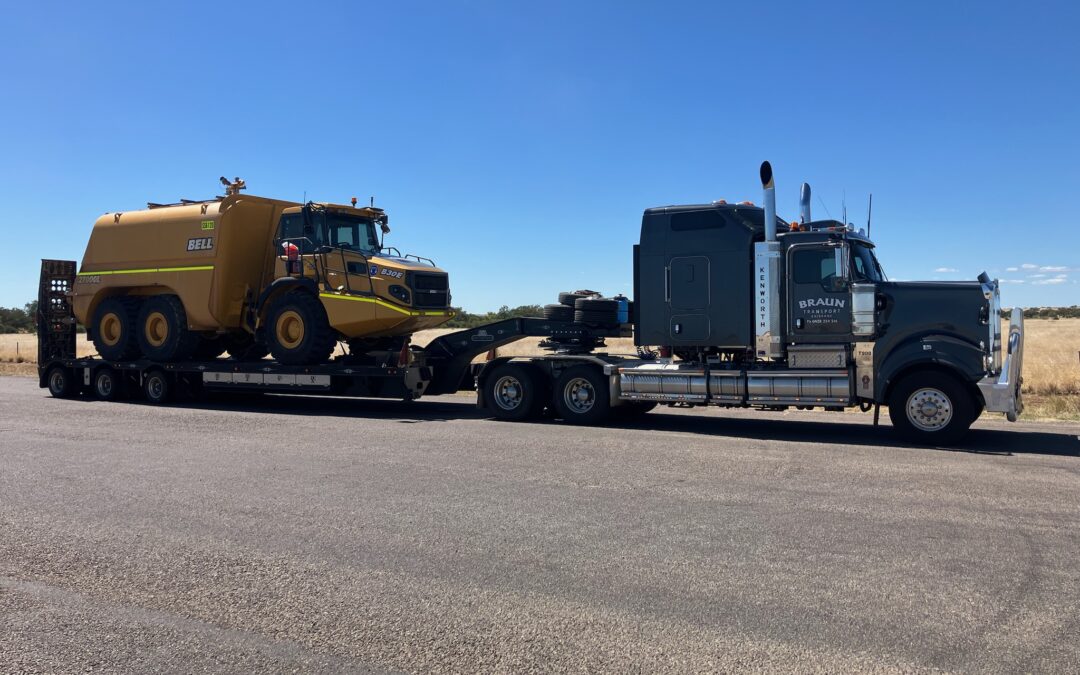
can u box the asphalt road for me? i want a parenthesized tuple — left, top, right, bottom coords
(1, 376, 1079, 673)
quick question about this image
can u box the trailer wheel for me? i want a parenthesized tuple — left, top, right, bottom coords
(137, 295, 200, 362)
(91, 296, 141, 361)
(552, 365, 610, 425)
(485, 363, 546, 421)
(887, 372, 974, 445)
(92, 367, 122, 401)
(142, 369, 172, 405)
(46, 365, 77, 399)
(266, 292, 335, 365)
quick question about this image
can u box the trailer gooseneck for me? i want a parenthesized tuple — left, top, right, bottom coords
(39, 162, 1025, 444)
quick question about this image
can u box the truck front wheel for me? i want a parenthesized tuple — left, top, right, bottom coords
(552, 365, 611, 425)
(887, 372, 975, 445)
(266, 292, 335, 365)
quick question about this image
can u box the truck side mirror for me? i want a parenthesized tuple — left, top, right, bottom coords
(831, 245, 851, 292)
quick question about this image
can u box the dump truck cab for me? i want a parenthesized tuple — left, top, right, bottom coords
(265, 201, 453, 356)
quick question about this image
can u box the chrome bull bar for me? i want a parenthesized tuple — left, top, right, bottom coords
(977, 307, 1024, 421)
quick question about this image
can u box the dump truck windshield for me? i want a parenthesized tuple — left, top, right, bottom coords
(325, 213, 381, 254)
(851, 242, 884, 281)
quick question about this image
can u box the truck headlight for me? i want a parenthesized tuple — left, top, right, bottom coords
(389, 285, 410, 304)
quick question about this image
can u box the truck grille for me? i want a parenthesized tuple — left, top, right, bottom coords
(411, 273, 450, 308)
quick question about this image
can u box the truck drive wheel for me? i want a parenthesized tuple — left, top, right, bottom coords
(137, 295, 200, 362)
(91, 296, 141, 361)
(887, 372, 975, 445)
(552, 365, 611, 425)
(266, 292, 335, 365)
(485, 362, 546, 421)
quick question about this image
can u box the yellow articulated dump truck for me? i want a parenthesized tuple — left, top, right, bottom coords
(72, 178, 453, 365)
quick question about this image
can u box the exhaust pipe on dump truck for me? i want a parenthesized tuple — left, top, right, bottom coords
(754, 161, 784, 359)
(800, 183, 812, 224)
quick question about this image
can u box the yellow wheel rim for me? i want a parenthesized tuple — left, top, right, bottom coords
(145, 311, 169, 347)
(275, 310, 305, 349)
(99, 312, 122, 346)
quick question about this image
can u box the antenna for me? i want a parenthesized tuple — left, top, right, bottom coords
(842, 189, 847, 226)
(817, 194, 833, 220)
(866, 193, 873, 237)
(370, 196, 374, 207)
(303, 190, 307, 203)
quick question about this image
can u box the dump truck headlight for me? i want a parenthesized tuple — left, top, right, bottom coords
(389, 285, 410, 304)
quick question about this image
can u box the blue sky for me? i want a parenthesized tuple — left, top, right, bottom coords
(2, 1, 1078, 311)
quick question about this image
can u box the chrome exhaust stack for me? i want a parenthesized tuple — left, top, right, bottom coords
(754, 161, 784, 360)
(761, 161, 777, 241)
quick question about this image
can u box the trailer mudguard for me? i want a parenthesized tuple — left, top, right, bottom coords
(875, 333, 986, 402)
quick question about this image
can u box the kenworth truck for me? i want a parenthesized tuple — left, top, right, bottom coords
(39, 162, 1024, 444)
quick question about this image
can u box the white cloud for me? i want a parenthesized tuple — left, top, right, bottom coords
(1005, 267, 1019, 272)
(999, 279, 1026, 284)
(1021, 263, 1038, 269)
(934, 267, 959, 273)
(1056, 273, 1069, 278)
(1032, 277, 1067, 285)
(1029, 273, 1047, 278)
(1040, 265, 1068, 272)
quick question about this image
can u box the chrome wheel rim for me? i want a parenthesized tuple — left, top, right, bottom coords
(49, 370, 66, 394)
(906, 387, 953, 432)
(96, 373, 113, 397)
(147, 376, 164, 400)
(563, 377, 596, 414)
(493, 375, 524, 411)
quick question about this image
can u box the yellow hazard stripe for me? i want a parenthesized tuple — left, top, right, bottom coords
(78, 265, 214, 276)
(319, 292, 454, 317)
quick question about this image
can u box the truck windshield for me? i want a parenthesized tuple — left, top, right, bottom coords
(325, 213, 380, 254)
(851, 242, 885, 281)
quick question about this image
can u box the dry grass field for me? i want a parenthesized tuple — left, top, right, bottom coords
(3, 319, 1078, 419)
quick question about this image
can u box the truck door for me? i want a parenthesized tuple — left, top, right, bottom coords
(787, 243, 852, 339)
(667, 255, 710, 341)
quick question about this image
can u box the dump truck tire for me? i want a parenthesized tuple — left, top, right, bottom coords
(91, 296, 141, 361)
(887, 371, 974, 445)
(267, 292, 335, 365)
(552, 364, 611, 425)
(136, 295, 200, 362)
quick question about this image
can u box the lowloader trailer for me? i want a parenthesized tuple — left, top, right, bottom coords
(39, 162, 1025, 444)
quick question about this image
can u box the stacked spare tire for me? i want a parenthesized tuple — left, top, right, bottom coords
(543, 290, 626, 328)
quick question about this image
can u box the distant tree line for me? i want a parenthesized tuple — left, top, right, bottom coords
(0, 301, 37, 333)
(445, 305, 545, 328)
(1003, 305, 1080, 320)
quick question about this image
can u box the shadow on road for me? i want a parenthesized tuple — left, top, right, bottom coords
(169, 391, 1080, 459)
(619, 412, 1080, 457)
